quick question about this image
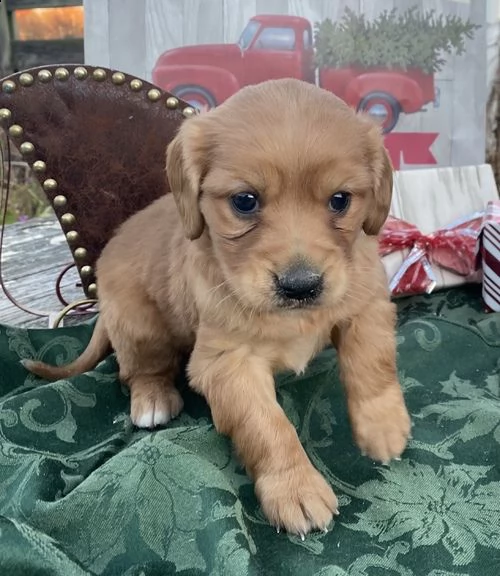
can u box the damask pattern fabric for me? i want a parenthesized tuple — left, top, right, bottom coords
(0, 286, 499, 576)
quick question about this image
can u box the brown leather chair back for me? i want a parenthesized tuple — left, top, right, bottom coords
(0, 65, 194, 297)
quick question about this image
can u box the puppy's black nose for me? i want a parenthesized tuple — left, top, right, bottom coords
(276, 265, 323, 301)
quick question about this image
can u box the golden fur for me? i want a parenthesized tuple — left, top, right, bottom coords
(24, 79, 411, 535)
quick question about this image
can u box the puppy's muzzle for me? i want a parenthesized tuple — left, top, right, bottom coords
(275, 264, 323, 305)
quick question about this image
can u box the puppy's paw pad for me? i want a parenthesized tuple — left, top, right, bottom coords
(256, 463, 337, 536)
(131, 386, 184, 429)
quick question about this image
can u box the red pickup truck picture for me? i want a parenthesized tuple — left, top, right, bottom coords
(152, 14, 439, 134)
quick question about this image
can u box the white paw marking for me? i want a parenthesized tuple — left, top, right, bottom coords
(135, 409, 170, 429)
(135, 411, 155, 429)
(153, 410, 170, 426)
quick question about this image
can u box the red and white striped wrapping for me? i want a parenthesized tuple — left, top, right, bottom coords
(481, 201, 500, 312)
(378, 212, 484, 296)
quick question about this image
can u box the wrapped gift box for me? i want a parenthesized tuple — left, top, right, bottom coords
(481, 201, 500, 312)
(381, 164, 499, 296)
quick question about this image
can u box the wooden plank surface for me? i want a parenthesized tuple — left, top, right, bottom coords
(0, 215, 94, 329)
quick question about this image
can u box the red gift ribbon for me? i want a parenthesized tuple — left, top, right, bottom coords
(379, 212, 484, 296)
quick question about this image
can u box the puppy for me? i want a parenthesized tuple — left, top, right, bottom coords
(24, 78, 411, 536)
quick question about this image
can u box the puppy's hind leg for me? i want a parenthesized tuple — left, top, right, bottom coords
(105, 297, 184, 429)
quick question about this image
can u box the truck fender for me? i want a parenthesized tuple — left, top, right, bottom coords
(344, 73, 424, 114)
(152, 65, 241, 106)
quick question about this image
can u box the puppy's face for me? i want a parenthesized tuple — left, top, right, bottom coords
(167, 79, 392, 313)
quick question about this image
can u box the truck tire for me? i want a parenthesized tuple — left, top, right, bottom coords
(172, 85, 217, 111)
(357, 92, 401, 134)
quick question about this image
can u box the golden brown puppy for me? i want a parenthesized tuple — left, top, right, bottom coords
(24, 78, 411, 536)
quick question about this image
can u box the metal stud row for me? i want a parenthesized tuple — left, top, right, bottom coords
(0, 97, 96, 297)
(0, 65, 198, 299)
(2, 67, 197, 117)
(72, 67, 196, 115)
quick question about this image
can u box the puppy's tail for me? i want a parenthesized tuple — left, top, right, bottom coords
(22, 316, 111, 381)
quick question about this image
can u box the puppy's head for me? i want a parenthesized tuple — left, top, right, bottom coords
(166, 79, 392, 312)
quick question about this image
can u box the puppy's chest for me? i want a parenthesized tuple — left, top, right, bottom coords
(271, 332, 328, 376)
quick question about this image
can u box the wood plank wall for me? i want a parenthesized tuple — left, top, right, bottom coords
(84, 0, 488, 169)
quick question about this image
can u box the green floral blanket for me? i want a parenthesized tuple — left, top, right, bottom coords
(0, 286, 499, 576)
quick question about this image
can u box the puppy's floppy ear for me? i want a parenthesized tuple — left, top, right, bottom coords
(166, 119, 207, 240)
(363, 146, 393, 236)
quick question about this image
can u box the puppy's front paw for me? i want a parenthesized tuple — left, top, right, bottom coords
(255, 462, 338, 535)
(131, 380, 184, 429)
(351, 386, 411, 463)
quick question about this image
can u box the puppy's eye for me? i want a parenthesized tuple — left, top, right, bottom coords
(230, 192, 259, 215)
(329, 191, 351, 214)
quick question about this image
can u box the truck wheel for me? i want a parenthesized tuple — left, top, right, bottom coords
(172, 85, 217, 111)
(357, 92, 401, 134)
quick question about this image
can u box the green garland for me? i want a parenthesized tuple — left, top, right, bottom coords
(314, 7, 480, 74)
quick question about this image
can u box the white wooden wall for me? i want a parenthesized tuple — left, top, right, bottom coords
(83, 0, 488, 169)
(487, 0, 500, 93)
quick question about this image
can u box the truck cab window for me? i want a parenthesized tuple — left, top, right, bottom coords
(253, 27, 296, 51)
(238, 20, 260, 50)
(303, 29, 312, 49)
